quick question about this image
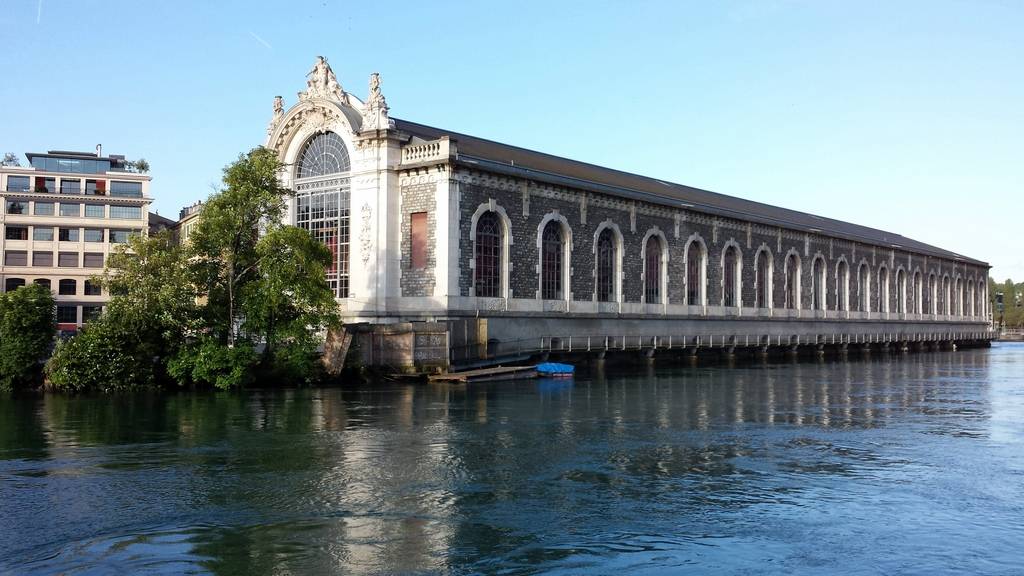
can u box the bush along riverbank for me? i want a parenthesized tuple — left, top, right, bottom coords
(38, 147, 341, 394)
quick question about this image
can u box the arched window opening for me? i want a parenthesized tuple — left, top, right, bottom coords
(858, 263, 870, 312)
(967, 280, 976, 316)
(644, 236, 662, 304)
(812, 257, 826, 311)
(596, 229, 616, 302)
(785, 253, 800, 309)
(927, 274, 937, 315)
(879, 267, 890, 313)
(837, 260, 849, 311)
(722, 245, 740, 307)
(474, 212, 502, 298)
(943, 276, 951, 315)
(686, 241, 705, 306)
(33, 278, 51, 291)
(755, 250, 771, 309)
(4, 278, 24, 292)
(917, 270, 925, 311)
(896, 269, 907, 314)
(296, 132, 351, 178)
(540, 221, 564, 300)
(295, 131, 351, 298)
(58, 278, 76, 296)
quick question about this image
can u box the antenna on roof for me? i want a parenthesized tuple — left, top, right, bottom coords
(96, 144, 102, 157)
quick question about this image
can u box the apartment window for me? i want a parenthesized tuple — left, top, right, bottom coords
(59, 203, 80, 217)
(58, 252, 78, 267)
(84, 280, 102, 295)
(5, 226, 28, 240)
(6, 176, 30, 192)
(33, 227, 54, 241)
(58, 228, 80, 242)
(34, 202, 54, 216)
(7, 201, 27, 215)
(35, 177, 55, 193)
(83, 253, 104, 268)
(33, 279, 50, 290)
(410, 212, 427, 269)
(60, 179, 81, 194)
(108, 229, 135, 243)
(85, 180, 106, 195)
(84, 204, 105, 218)
(56, 305, 77, 324)
(4, 278, 24, 292)
(109, 181, 142, 198)
(82, 305, 102, 321)
(58, 279, 77, 295)
(109, 205, 142, 219)
(83, 229, 104, 243)
(4, 251, 27, 266)
(32, 251, 53, 267)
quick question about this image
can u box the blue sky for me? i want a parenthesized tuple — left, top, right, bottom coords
(2, 1, 1021, 278)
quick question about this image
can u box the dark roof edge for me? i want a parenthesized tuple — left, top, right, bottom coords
(455, 154, 989, 268)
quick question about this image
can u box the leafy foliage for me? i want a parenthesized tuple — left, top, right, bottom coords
(45, 318, 157, 393)
(168, 338, 258, 390)
(0, 285, 56, 393)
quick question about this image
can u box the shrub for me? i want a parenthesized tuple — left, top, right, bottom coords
(0, 285, 56, 393)
(45, 319, 157, 393)
(168, 338, 258, 390)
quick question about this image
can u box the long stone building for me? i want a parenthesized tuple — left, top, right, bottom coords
(265, 57, 991, 370)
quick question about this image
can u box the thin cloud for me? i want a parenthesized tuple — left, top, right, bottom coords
(248, 31, 273, 51)
(36, 0, 42, 24)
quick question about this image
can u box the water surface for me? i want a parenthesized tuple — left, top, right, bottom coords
(2, 345, 1023, 575)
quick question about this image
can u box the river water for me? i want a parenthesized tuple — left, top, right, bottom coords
(1, 344, 1022, 575)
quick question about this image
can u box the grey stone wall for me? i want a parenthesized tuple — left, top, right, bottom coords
(453, 169, 988, 311)
(399, 179, 437, 297)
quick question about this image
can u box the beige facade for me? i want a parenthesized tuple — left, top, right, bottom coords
(0, 150, 151, 331)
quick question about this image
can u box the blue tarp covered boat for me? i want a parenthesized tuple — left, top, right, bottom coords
(536, 362, 574, 377)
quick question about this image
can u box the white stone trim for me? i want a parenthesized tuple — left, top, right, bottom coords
(719, 238, 743, 308)
(592, 219, 624, 305)
(811, 252, 828, 311)
(784, 247, 802, 310)
(753, 243, 774, 309)
(640, 226, 669, 307)
(469, 199, 513, 299)
(535, 210, 573, 302)
(683, 232, 708, 307)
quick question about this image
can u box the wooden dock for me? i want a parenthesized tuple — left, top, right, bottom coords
(429, 365, 537, 384)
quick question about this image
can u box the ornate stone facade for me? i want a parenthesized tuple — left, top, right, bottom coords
(265, 58, 992, 369)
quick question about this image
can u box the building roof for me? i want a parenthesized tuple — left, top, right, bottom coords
(394, 118, 987, 268)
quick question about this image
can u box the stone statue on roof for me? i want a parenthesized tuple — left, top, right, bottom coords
(301, 56, 345, 101)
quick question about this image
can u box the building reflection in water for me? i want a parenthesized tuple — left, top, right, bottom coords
(0, 348, 1005, 575)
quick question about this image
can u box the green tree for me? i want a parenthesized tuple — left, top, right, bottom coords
(45, 231, 198, 392)
(0, 284, 55, 393)
(189, 147, 291, 347)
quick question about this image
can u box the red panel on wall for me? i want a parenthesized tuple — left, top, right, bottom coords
(410, 212, 427, 269)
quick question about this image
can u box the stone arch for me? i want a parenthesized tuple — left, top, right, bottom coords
(592, 220, 624, 303)
(470, 200, 513, 299)
(811, 252, 828, 311)
(878, 263, 891, 313)
(535, 211, 572, 301)
(753, 244, 774, 309)
(942, 272, 952, 315)
(783, 248, 802, 310)
(683, 232, 708, 307)
(856, 258, 871, 312)
(912, 266, 924, 314)
(640, 227, 669, 305)
(895, 265, 908, 314)
(834, 255, 850, 311)
(719, 239, 744, 307)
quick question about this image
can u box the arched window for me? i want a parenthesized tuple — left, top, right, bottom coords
(474, 212, 502, 298)
(33, 278, 51, 291)
(58, 278, 76, 296)
(927, 273, 937, 315)
(722, 245, 740, 307)
(812, 257, 826, 311)
(967, 280, 976, 316)
(879, 266, 890, 313)
(643, 235, 662, 304)
(913, 271, 923, 314)
(858, 263, 870, 312)
(4, 278, 24, 292)
(686, 240, 705, 306)
(596, 229, 616, 302)
(540, 221, 564, 300)
(836, 260, 849, 311)
(296, 132, 351, 178)
(755, 249, 771, 309)
(294, 131, 351, 298)
(942, 275, 951, 315)
(785, 252, 800, 309)
(896, 269, 907, 314)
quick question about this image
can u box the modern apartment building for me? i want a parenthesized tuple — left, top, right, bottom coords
(0, 148, 151, 333)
